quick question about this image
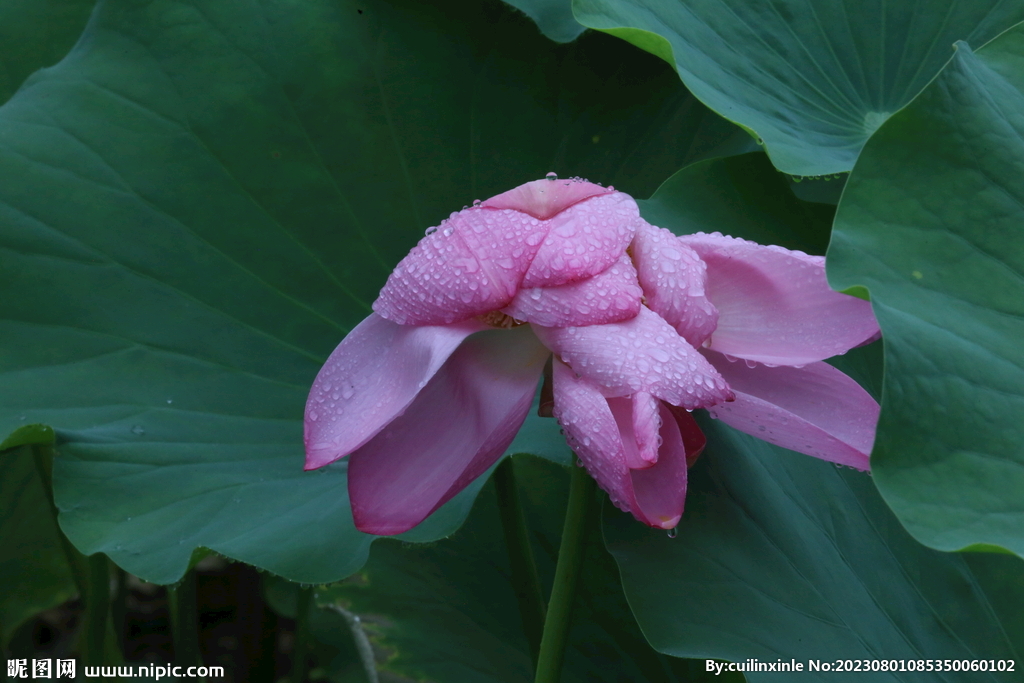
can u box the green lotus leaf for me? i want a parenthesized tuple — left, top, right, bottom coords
(0, 0, 743, 585)
(573, 0, 1024, 176)
(829, 24, 1024, 557)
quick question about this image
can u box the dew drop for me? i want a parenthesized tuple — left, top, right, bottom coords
(666, 528, 678, 539)
(545, 171, 558, 180)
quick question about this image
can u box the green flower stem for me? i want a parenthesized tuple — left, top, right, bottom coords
(32, 444, 118, 670)
(83, 553, 110, 668)
(31, 445, 88, 597)
(534, 459, 596, 683)
(290, 585, 314, 683)
(168, 570, 203, 672)
(494, 457, 547, 666)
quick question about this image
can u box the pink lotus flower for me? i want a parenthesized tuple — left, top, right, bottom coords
(304, 178, 880, 535)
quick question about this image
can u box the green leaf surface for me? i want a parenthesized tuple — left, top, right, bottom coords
(0, 446, 77, 648)
(829, 27, 1024, 556)
(319, 455, 742, 683)
(638, 152, 834, 253)
(620, 148, 1022, 675)
(0, 0, 745, 585)
(573, 0, 1024, 176)
(605, 416, 1024, 680)
(0, 0, 95, 105)
(501, 0, 586, 43)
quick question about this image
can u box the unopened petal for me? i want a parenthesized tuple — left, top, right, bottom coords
(632, 222, 718, 347)
(682, 232, 880, 365)
(503, 254, 642, 327)
(347, 326, 548, 535)
(551, 360, 635, 512)
(535, 306, 733, 410)
(480, 177, 614, 220)
(521, 192, 639, 288)
(630, 403, 690, 529)
(704, 351, 878, 470)
(373, 207, 544, 325)
(304, 314, 485, 470)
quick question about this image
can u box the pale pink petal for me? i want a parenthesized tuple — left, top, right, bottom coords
(631, 392, 661, 467)
(373, 208, 545, 325)
(480, 177, 614, 220)
(703, 350, 878, 470)
(630, 403, 690, 529)
(347, 326, 549, 535)
(607, 397, 650, 470)
(553, 362, 700, 529)
(631, 222, 718, 347)
(521, 192, 639, 288)
(681, 232, 880, 365)
(304, 314, 485, 470)
(551, 360, 635, 512)
(502, 255, 642, 327)
(534, 306, 733, 410)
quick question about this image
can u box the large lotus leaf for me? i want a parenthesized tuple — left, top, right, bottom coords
(829, 26, 1024, 556)
(0, 0, 746, 585)
(638, 151, 834, 253)
(614, 149, 1022, 674)
(605, 415, 1024, 679)
(0, 0, 95, 104)
(501, 0, 586, 43)
(572, 0, 1024, 176)
(319, 455, 741, 683)
(0, 447, 77, 648)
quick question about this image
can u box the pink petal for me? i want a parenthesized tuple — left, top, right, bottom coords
(480, 177, 614, 220)
(550, 360, 635, 514)
(681, 232, 880, 365)
(631, 222, 718, 347)
(630, 392, 661, 468)
(304, 314, 485, 470)
(606, 396, 653, 470)
(629, 402, 690, 529)
(502, 254, 642, 327)
(373, 207, 545, 325)
(551, 361, 691, 529)
(703, 351, 878, 470)
(521, 192, 639, 288)
(347, 326, 549, 535)
(534, 306, 733, 410)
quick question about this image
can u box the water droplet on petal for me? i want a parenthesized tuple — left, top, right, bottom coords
(666, 528, 678, 539)
(545, 171, 558, 180)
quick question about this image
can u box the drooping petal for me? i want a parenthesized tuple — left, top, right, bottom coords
(373, 207, 545, 325)
(534, 306, 733, 410)
(631, 221, 718, 347)
(304, 314, 486, 470)
(521, 192, 640, 288)
(347, 326, 548, 535)
(681, 232, 880, 365)
(630, 391, 661, 468)
(703, 350, 878, 470)
(606, 397, 651, 470)
(550, 359, 635, 513)
(503, 254, 642, 327)
(553, 362, 697, 529)
(629, 403, 690, 529)
(480, 177, 613, 220)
